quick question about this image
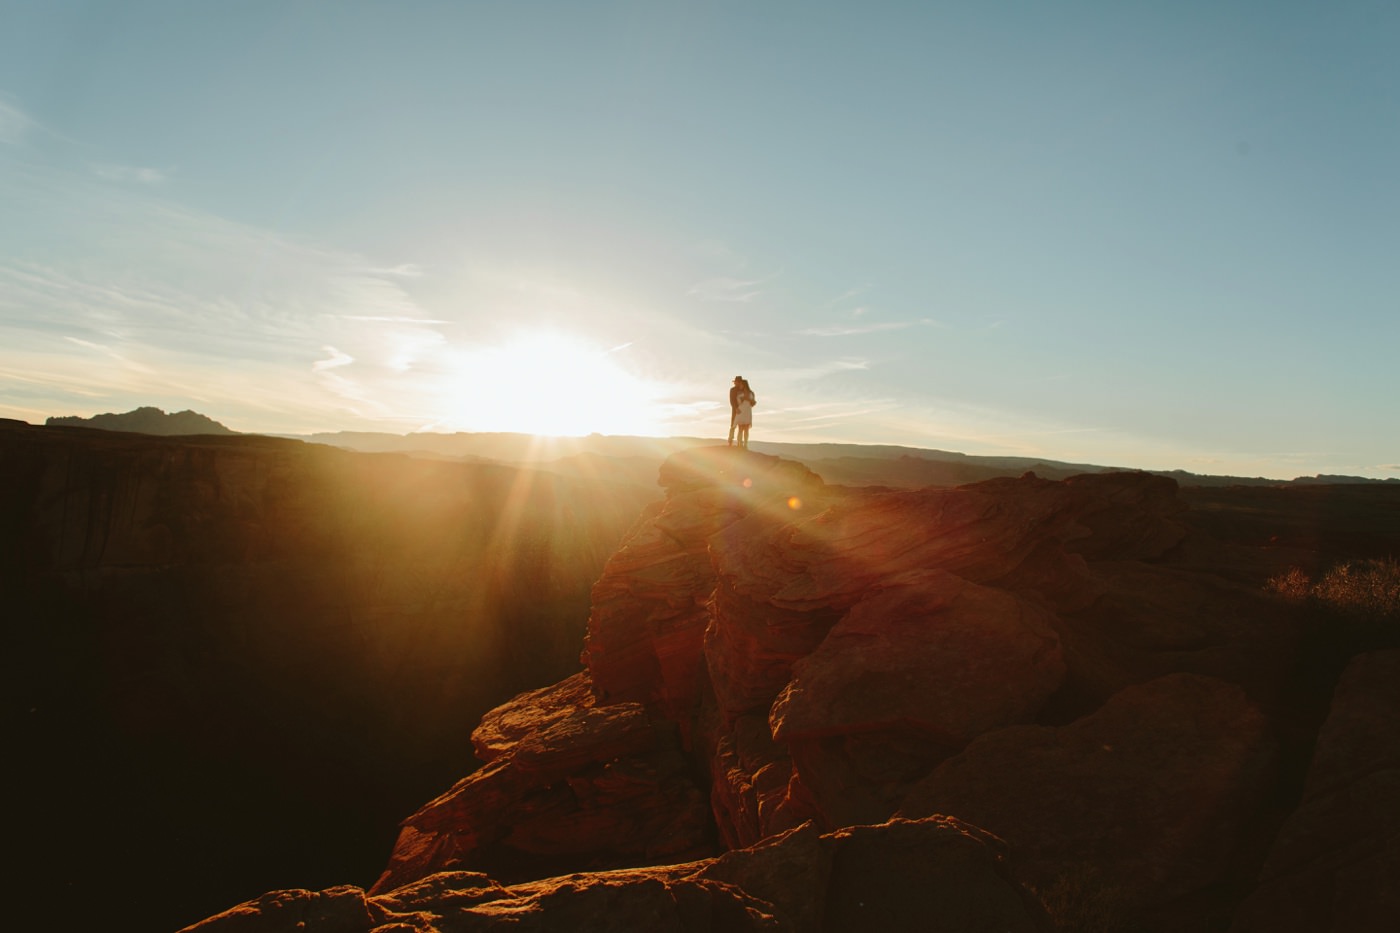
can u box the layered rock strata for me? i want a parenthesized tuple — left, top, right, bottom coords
(361, 448, 1304, 926)
(182, 444, 1396, 930)
(187, 817, 1053, 933)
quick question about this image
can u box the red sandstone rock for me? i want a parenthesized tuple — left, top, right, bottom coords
(767, 571, 1065, 827)
(703, 508, 847, 719)
(377, 460, 1313, 928)
(1037, 470, 1188, 561)
(1054, 560, 1303, 706)
(581, 493, 727, 722)
(185, 816, 1051, 933)
(719, 482, 1079, 613)
(472, 672, 598, 762)
(582, 449, 825, 727)
(656, 446, 825, 501)
(24, 420, 1400, 933)
(773, 570, 1064, 744)
(372, 698, 714, 892)
(899, 673, 1276, 916)
(708, 712, 809, 849)
(699, 473, 1177, 721)
(1231, 650, 1400, 933)
(170, 448, 1378, 930)
(177, 886, 379, 933)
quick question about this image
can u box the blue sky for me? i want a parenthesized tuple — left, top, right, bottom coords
(2, 1, 1397, 479)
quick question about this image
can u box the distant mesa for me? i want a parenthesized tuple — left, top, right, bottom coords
(46, 406, 237, 436)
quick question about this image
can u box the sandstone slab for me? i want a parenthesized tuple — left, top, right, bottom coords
(1231, 650, 1400, 933)
(899, 673, 1276, 916)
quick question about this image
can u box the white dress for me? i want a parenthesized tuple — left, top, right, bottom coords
(735, 394, 754, 427)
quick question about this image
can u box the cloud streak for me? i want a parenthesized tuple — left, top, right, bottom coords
(93, 163, 166, 185)
(0, 158, 466, 432)
(0, 96, 33, 145)
(687, 276, 767, 303)
(312, 346, 354, 371)
(799, 319, 935, 337)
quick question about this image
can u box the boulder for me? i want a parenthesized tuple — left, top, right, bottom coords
(185, 816, 1050, 933)
(581, 492, 730, 725)
(772, 571, 1064, 745)
(372, 687, 714, 892)
(1231, 650, 1400, 932)
(472, 672, 598, 763)
(708, 712, 808, 849)
(582, 448, 825, 728)
(176, 886, 380, 933)
(1054, 561, 1303, 707)
(899, 673, 1276, 918)
(769, 571, 1065, 827)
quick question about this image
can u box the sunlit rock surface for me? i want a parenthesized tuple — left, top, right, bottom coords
(371, 674, 714, 892)
(147, 440, 1400, 930)
(184, 816, 1053, 933)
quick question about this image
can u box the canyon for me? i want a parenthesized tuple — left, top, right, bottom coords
(4, 421, 1398, 931)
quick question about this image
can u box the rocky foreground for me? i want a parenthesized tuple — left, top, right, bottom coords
(182, 447, 1399, 932)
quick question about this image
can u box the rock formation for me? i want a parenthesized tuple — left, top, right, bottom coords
(173, 443, 1400, 931)
(12, 422, 1400, 931)
(1230, 649, 1400, 932)
(0, 421, 658, 931)
(45, 405, 238, 434)
(185, 817, 1053, 933)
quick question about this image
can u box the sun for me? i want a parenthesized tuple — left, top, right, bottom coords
(442, 331, 661, 436)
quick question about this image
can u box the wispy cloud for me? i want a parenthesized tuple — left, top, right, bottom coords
(341, 315, 451, 324)
(0, 163, 455, 432)
(778, 397, 902, 424)
(799, 320, 934, 337)
(370, 263, 425, 278)
(778, 358, 872, 380)
(62, 335, 156, 371)
(688, 276, 767, 303)
(93, 163, 166, 185)
(312, 346, 354, 371)
(825, 285, 872, 309)
(0, 96, 33, 145)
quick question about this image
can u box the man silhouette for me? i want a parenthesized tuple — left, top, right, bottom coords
(728, 376, 743, 446)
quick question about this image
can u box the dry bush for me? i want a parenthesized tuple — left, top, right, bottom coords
(1032, 864, 1136, 933)
(1268, 558, 1400, 624)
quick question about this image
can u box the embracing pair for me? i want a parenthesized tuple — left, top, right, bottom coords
(727, 376, 756, 449)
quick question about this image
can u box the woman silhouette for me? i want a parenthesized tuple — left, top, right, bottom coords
(734, 378, 756, 449)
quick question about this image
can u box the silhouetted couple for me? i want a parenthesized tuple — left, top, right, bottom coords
(728, 376, 756, 449)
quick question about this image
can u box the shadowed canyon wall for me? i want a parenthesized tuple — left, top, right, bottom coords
(0, 422, 658, 931)
(188, 447, 1399, 933)
(8, 422, 1400, 931)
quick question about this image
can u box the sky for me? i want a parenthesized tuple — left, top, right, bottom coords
(2, 1, 1397, 480)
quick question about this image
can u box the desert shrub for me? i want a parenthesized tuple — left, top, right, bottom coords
(1032, 864, 1137, 933)
(1268, 558, 1400, 627)
(1265, 565, 1313, 600)
(1311, 557, 1400, 619)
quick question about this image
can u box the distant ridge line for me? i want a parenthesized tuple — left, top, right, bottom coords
(32, 408, 1398, 487)
(45, 406, 237, 436)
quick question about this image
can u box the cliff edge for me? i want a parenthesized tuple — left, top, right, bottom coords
(171, 445, 1400, 931)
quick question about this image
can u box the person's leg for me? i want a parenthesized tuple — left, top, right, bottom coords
(728, 413, 736, 445)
